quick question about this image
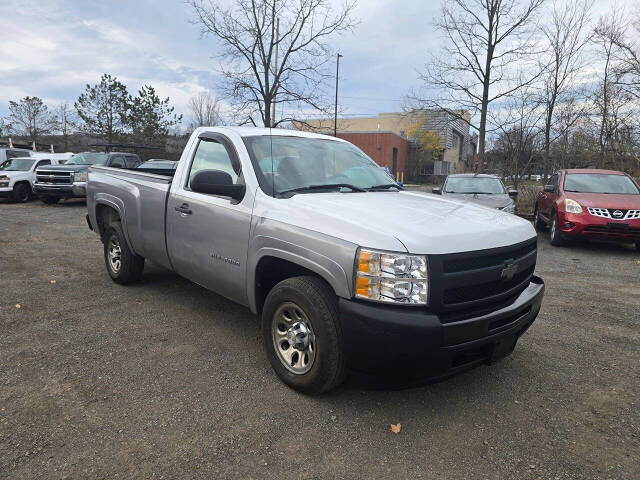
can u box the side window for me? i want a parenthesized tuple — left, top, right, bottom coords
(110, 156, 126, 168)
(125, 156, 140, 168)
(547, 174, 558, 190)
(35, 160, 51, 169)
(187, 139, 239, 189)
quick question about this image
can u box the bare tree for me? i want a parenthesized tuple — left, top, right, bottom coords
(416, 0, 545, 157)
(189, 91, 222, 128)
(490, 84, 543, 189)
(188, 0, 357, 127)
(7, 96, 53, 143)
(539, 0, 592, 180)
(592, 11, 636, 169)
(52, 102, 78, 151)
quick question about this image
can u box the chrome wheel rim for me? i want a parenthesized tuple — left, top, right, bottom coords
(108, 237, 122, 273)
(272, 302, 316, 374)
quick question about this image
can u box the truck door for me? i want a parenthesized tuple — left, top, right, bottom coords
(165, 134, 252, 305)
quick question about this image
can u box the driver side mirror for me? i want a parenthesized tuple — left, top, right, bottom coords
(432, 187, 442, 195)
(543, 184, 555, 193)
(508, 189, 518, 197)
(191, 169, 245, 201)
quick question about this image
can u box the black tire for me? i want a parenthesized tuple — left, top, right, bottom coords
(103, 221, 144, 284)
(261, 276, 346, 395)
(11, 183, 31, 203)
(549, 212, 565, 246)
(635, 242, 640, 253)
(533, 204, 546, 231)
(39, 196, 60, 204)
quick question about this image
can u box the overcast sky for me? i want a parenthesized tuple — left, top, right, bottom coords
(0, 0, 636, 125)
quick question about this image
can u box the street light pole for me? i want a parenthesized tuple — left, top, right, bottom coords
(334, 53, 343, 137)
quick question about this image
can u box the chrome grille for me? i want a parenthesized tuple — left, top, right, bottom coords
(36, 170, 73, 185)
(587, 207, 640, 221)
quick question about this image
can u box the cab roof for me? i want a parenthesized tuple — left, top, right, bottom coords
(562, 169, 627, 175)
(198, 126, 348, 142)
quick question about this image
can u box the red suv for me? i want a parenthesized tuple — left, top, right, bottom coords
(534, 169, 640, 251)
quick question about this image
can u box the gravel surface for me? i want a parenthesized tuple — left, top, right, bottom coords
(1, 200, 638, 479)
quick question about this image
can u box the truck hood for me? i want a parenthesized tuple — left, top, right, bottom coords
(260, 190, 535, 254)
(564, 192, 640, 210)
(36, 164, 89, 173)
(441, 192, 514, 210)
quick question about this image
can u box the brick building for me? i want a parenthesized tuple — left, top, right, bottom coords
(336, 131, 409, 179)
(296, 109, 478, 179)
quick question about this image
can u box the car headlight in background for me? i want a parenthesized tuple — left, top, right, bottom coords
(354, 248, 428, 305)
(74, 171, 88, 182)
(565, 198, 583, 214)
(0, 175, 9, 187)
(500, 204, 516, 214)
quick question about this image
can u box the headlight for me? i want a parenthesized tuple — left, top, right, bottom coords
(0, 175, 9, 181)
(565, 198, 583, 214)
(500, 204, 515, 214)
(354, 248, 429, 305)
(74, 172, 88, 182)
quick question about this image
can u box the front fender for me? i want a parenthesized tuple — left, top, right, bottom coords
(246, 220, 358, 314)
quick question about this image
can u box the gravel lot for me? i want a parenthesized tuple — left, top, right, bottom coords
(1, 200, 638, 479)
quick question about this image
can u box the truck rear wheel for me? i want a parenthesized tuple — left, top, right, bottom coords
(103, 222, 144, 284)
(261, 276, 346, 395)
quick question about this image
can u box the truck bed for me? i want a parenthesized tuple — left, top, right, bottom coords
(87, 166, 174, 270)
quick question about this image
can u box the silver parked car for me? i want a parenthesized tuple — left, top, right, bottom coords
(432, 173, 518, 214)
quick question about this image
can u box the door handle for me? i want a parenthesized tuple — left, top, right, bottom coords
(175, 203, 192, 215)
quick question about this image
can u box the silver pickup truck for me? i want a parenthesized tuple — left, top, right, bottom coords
(86, 127, 544, 394)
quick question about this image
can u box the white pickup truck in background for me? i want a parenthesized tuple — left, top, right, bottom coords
(0, 153, 73, 202)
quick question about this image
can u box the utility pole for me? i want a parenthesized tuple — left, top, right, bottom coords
(334, 53, 343, 137)
(271, 17, 279, 128)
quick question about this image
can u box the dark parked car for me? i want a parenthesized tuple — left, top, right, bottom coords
(432, 174, 518, 214)
(34, 152, 141, 204)
(136, 159, 178, 174)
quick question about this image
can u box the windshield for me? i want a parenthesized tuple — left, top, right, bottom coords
(0, 158, 36, 171)
(243, 136, 396, 195)
(564, 173, 639, 194)
(444, 176, 506, 194)
(66, 153, 109, 166)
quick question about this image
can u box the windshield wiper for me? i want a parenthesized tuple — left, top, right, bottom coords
(366, 183, 403, 191)
(277, 183, 366, 197)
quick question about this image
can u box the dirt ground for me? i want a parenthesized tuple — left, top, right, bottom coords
(1, 199, 638, 479)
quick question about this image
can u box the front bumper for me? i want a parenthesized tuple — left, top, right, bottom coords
(339, 275, 544, 381)
(33, 182, 87, 198)
(0, 186, 13, 198)
(557, 211, 640, 242)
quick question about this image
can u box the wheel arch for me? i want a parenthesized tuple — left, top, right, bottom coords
(250, 252, 346, 315)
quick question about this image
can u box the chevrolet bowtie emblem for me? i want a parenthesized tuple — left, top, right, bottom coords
(500, 262, 518, 281)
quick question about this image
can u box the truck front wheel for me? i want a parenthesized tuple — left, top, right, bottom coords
(103, 222, 144, 284)
(261, 276, 346, 395)
(11, 183, 31, 203)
